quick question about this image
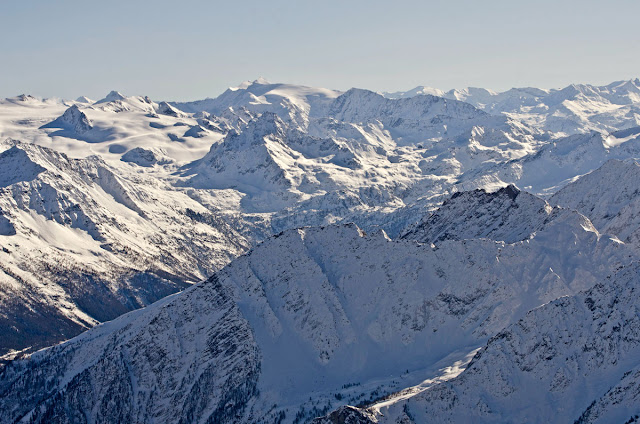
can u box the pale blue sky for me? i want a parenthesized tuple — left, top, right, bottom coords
(1, 0, 638, 101)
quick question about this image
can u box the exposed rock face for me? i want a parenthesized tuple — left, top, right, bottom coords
(0, 277, 261, 424)
(336, 263, 640, 424)
(1, 78, 640, 421)
(121, 146, 164, 166)
(401, 184, 558, 244)
(0, 141, 248, 356)
(42, 104, 93, 134)
(313, 406, 379, 424)
(0, 210, 634, 422)
(156, 100, 186, 118)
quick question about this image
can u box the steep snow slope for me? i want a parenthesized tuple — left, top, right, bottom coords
(0, 198, 634, 423)
(0, 139, 249, 355)
(550, 159, 640, 251)
(457, 128, 640, 197)
(41, 104, 93, 135)
(0, 78, 639, 357)
(335, 262, 640, 424)
(0, 279, 261, 423)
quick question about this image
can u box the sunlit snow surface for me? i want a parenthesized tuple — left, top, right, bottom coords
(1, 79, 640, 422)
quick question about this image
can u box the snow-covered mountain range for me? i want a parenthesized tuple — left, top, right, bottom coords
(0, 191, 634, 422)
(315, 262, 640, 424)
(1, 77, 640, 422)
(385, 79, 640, 136)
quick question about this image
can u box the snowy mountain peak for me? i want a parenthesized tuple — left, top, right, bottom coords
(181, 112, 295, 194)
(156, 100, 185, 117)
(0, 144, 47, 187)
(328, 88, 519, 147)
(40, 104, 93, 134)
(0, 206, 634, 423)
(95, 90, 126, 104)
(16, 94, 37, 102)
(75, 95, 93, 104)
(208, 111, 287, 150)
(402, 185, 565, 244)
(446, 86, 499, 104)
(91, 91, 156, 113)
(172, 80, 341, 130)
(253, 76, 270, 85)
(387, 79, 640, 135)
(382, 86, 445, 99)
(605, 78, 640, 94)
(60, 104, 93, 133)
(233, 80, 253, 91)
(498, 183, 520, 199)
(243, 111, 286, 138)
(231, 77, 271, 91)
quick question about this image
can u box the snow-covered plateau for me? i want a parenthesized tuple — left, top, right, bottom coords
(1, 78, 640, 422)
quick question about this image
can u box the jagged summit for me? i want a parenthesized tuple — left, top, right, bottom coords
(16, 94, 37, 102)
(401, 184, 573, 244)
(450, 183, 520, 201)
(182, 112, 294, 193)
(60, 104, 93, 133)
(0, 207, 632, 423)
(156, 100, 185, 117)
(0, 145, 47, 187)
(234, 111, 287, 141)
(41, 104, 93, 134)
(497, 183, 520, 199)
(197, 112, 287, 151)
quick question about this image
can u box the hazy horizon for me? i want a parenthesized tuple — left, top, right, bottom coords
(2, 0, 639, 101)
